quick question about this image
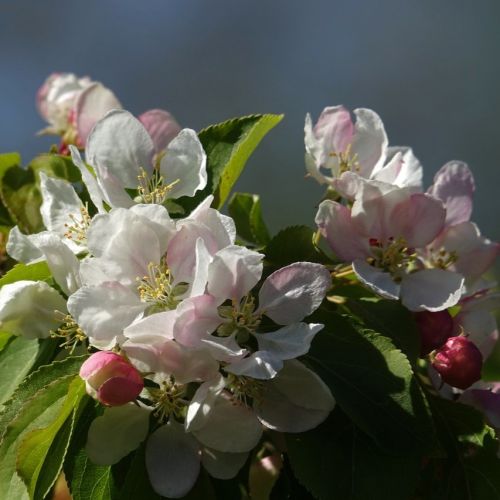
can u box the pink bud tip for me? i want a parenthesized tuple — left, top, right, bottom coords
(80, 351, 143, 406)
(432, 336, 483, 390)
(414, 310, 454, 356)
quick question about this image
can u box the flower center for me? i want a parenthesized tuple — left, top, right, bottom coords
(51, 311, 87, 353)
(367, 237, 417, 281)
(136, 167, 180, 205)
(64, 204, 91, 244)
(226, 373, 264, 406)
(149, 379, 186, 423)
(426, 246, 458, 270)
(136, 260, 183, 311)
(217, 295, 262, 337)
(329, 143, 360, 174)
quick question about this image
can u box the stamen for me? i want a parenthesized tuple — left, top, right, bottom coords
(50, 311, 87, 353)
(227, 373, 264, 406)
(329, 143, 360, 173)
(137, 167, 180, 204)
(149, 379, 186, 423)
(136, 261, 179, 309)
(64, 204, 91, 243)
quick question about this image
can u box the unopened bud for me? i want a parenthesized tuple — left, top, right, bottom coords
(432, 336, 483, 390)
(414, 310, 454, 356)
(80, 351, 144, 406)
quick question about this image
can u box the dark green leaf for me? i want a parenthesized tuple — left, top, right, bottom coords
(305, 309, 434, 455)
(228, 192, 270, 246)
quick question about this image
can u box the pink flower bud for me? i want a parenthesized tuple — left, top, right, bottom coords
(79, 351, 144, 406)
(432, 336, 483, 390)
(414, 310, 454, 356)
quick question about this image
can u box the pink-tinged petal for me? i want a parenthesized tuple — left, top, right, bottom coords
(146, 421, 201, 499)
(75, 82, 122, 146)
(174, 295, 223, 347)
(139, 108, 181, 153)
(86, 109, 154, 188)
(434, 222, 499, 283)
(80, 351, 123, 380)
(86, 404, 149, 465)
(67, 283, 147, 347)
(159, 342, 219, 383)
(186, 375, 226, 432)
(428, 161, 475, 226)
(69, 146, 105, 213)
(389, 193, 446, 248)
(159, 129, 207, 199)
(207, 246, 264, 301)
(226, 351, 283, 380)
(460, 387, 500, 428)
(313, 105, 354, 157)
(256, 323, 323, 360)
(351, 108, 388, 177)
(352, 259, 400, 300)
(400, 269, 464, 312)
(257, 262, 331, 325)
(304, 114, 331, 185)
(256, 360, 335, 433)
(201, 448, 248, 480)
(193, 395, 263, 453)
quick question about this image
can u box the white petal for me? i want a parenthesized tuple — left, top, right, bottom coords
(352, 259, 400, 300)
(124, 310, 177, 342)
(39, 172, 83, 236)
(6, 226, 43, 264)
(400, 269, 464, 312)
(257, 262, 331, 324)
(226, 351, 283, 380)
(86, 404, 149, 465)
(256, 360, 335, 432)
(208, 246, 264, 301)
(0, 280, 66, 339)
(351, 108, 388, 177)
(68, 283, 146, 347)
(69, 146, 105, 213)
(146, 421, 200, 499)
(159, 129, 207, 199)
(129, 204, 176, 252)
(86, 109, 154, 188)
(200, 333, 247, 363)
(186, 375, 226, 432)
(193, 395, 263, 453)
(189, 237, 211, 298)
(385, 146, 423, 191)
(257, 323, 323, 360)
(201, 448, 248, 480)
(33, 232, 81, 295)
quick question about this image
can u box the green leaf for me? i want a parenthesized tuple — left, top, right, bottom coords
(0, 332, 11, 352)
(0, 355, 87, 435)
(346, 298, 420, 364)
(179, 114, 283, 212)
(228, 192, 270, 246)
(264, 225, 329, 271)
(0, 261, 51, 288)
(305, 309, 434, 455)
(0, 336, 39, 408)
(0, 375, 74, 499)
(286, 411, 420, 500)
(16, 377, 87, 499)
(27, 154, 81, 183)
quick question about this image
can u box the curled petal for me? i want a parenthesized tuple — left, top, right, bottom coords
(352, 259, 400, 300)
(226, 351, 283, 380)
(6, 226, 43, 264)
(257, 262, 331, 324)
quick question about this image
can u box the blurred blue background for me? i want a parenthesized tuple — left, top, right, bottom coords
(1, 0, 500, 241)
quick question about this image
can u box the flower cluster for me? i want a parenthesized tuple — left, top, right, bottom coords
(307, 105, 500, 414)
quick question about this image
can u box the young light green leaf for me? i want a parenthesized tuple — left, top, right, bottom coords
(228, 192, 270, 246)
(16, 377, 87, 499)
(0, 336, 39, 407)
(0, 262, 51, 288)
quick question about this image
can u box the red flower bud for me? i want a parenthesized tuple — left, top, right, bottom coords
(432, 336, 483, 390)
(80, 351, 144, 406)
(414, 310, 454, 356)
